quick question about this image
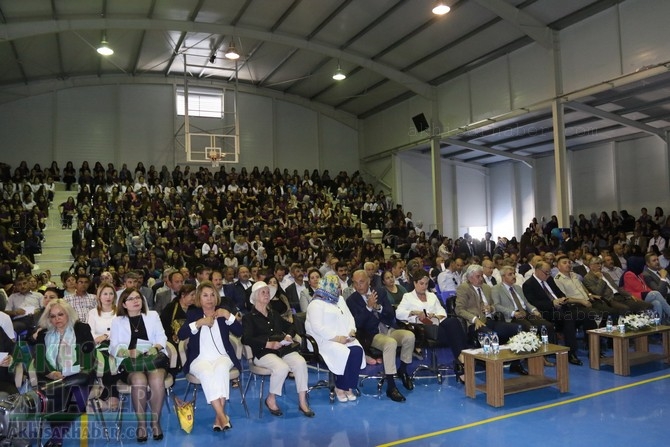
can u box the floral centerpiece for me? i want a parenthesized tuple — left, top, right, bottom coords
(507, 331, 541, 354)
(621, 313, 653, 332)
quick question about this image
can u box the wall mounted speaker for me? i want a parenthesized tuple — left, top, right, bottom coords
(412, 113, 429, 132)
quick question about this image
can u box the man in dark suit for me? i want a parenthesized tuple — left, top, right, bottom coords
(455, 264, 527, 375)
(522, 261, 591, 365)
(284, 264, 306, 311)
(234, 265, 254, 312)
(154, 270, 184, 314)
(346, 270, 415, 402)
(641, 252, 670, 299)
(479, 232, 496, 257)
(71, 220, 92, 255)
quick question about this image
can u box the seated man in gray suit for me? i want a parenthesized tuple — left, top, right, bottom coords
(583, 257, 652, 314)
(491, 266, 555, 366)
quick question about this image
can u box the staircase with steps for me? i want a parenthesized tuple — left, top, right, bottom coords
(34, 185, 75, 280)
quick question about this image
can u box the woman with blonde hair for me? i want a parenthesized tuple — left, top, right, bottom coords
(178, 281, 242, 430)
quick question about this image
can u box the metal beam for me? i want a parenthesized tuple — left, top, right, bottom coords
(472, 0, 552, 49)
(566, 100, 666, 139)
(0, 18, 434, 99)
(442, 138, 532, 165)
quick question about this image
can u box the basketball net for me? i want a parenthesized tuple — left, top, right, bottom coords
(209, 150, 221, 168)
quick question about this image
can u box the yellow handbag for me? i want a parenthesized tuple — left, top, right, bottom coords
(172, 395, 195, 433)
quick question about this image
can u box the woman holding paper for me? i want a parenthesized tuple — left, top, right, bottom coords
(395, 269, 468, 384)
(110, 288, 168, 442)
(33, 299, 96, 447)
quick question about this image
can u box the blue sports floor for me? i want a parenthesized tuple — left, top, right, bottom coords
(66, 340, 669, 447)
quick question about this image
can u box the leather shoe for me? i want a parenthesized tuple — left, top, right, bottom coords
(264, 399, 283, 416)
(299, 406, 316, 418)
(568, 354, 583, 366)
(399, 372, 414, 391)
(509, 362, 528, 375)
(386, 388, 406, 403)
(544, 358, 555, 367)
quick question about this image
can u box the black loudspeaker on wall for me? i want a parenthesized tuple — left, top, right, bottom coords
(412, 113, 430, 132)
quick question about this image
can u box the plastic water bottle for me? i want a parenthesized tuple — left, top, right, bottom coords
(483, 334, 491, 355)
(617, 316, 625, 333)
(654, 312, 661, 328)
(541, 325, 549, 345)
(606, 315, 613, 333)
(491, 332, 500, 355)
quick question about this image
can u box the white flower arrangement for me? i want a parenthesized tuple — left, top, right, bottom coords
(507, 331, 541, 354)
(621, 313, 653, 331)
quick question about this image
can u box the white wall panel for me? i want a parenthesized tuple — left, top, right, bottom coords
(275, 101, 318, 171)
(437, 76, 471, 133)
(560, 7, 621, 93)
(517, 162, 535, 235)
(55, 86, 118, 168)
(361, 102, 412, 157)
(0, 93, 54, 165)
(570, 143, 617, 217)
(119, 85, 173, 170)
(320, 115, 358, 174)
(490, 163, 515, 239)
(456, 165, 488, 229)
(533, 155, 557, 222)
(237, 93, 274, 168)
(508, 43, 554, 109)
(620, 0, 670, 71)
(396, 153, 433, 231)
(470, 57, 512, 122)
(615, 136, 669, 213)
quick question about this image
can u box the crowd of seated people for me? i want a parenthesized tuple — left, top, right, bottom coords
(1, 159, 670, 430)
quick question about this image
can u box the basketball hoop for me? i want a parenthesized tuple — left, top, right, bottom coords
(208, 149, 221, 168)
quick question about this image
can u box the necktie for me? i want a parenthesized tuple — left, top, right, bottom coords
(490, 277, 497, 286)
(509, 286, 524, 311)
(541, 281, 554, 301)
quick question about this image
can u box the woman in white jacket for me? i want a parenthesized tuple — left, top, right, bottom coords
(305, 275, 365, 402)
(110, 288, 168, 442)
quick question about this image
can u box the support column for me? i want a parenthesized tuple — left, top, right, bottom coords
(431, 136, 443, 234)
(552, 100, 570, 228)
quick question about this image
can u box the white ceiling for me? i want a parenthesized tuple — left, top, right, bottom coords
(1, 0, 669, 166)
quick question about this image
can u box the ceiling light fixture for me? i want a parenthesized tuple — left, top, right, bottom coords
(432, 1, 451, 15)
(224, 41, 240, 60)
(96, 39, 114, 56)
(332, 65, 346, 81)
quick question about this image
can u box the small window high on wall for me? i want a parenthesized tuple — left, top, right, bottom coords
(176, 87, 223, 118)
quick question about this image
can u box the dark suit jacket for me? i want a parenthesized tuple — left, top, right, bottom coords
(522, 275, 565, 316)
(480, 239, 495, 256)
(177, 306, 242, 374)
(346, 288, 396, 337)
(572, 264, 588, 279)
(641, 267, 669, 297)
(285, 282, 302, 310)
(234, 280, 254, 312)
(72, 228, 93, 248)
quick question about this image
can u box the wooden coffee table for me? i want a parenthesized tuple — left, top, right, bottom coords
(587, 325, 670, 376)
(462, 344, 569, 407)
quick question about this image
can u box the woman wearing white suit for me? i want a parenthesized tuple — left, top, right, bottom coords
(305, 275, 365, 402)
